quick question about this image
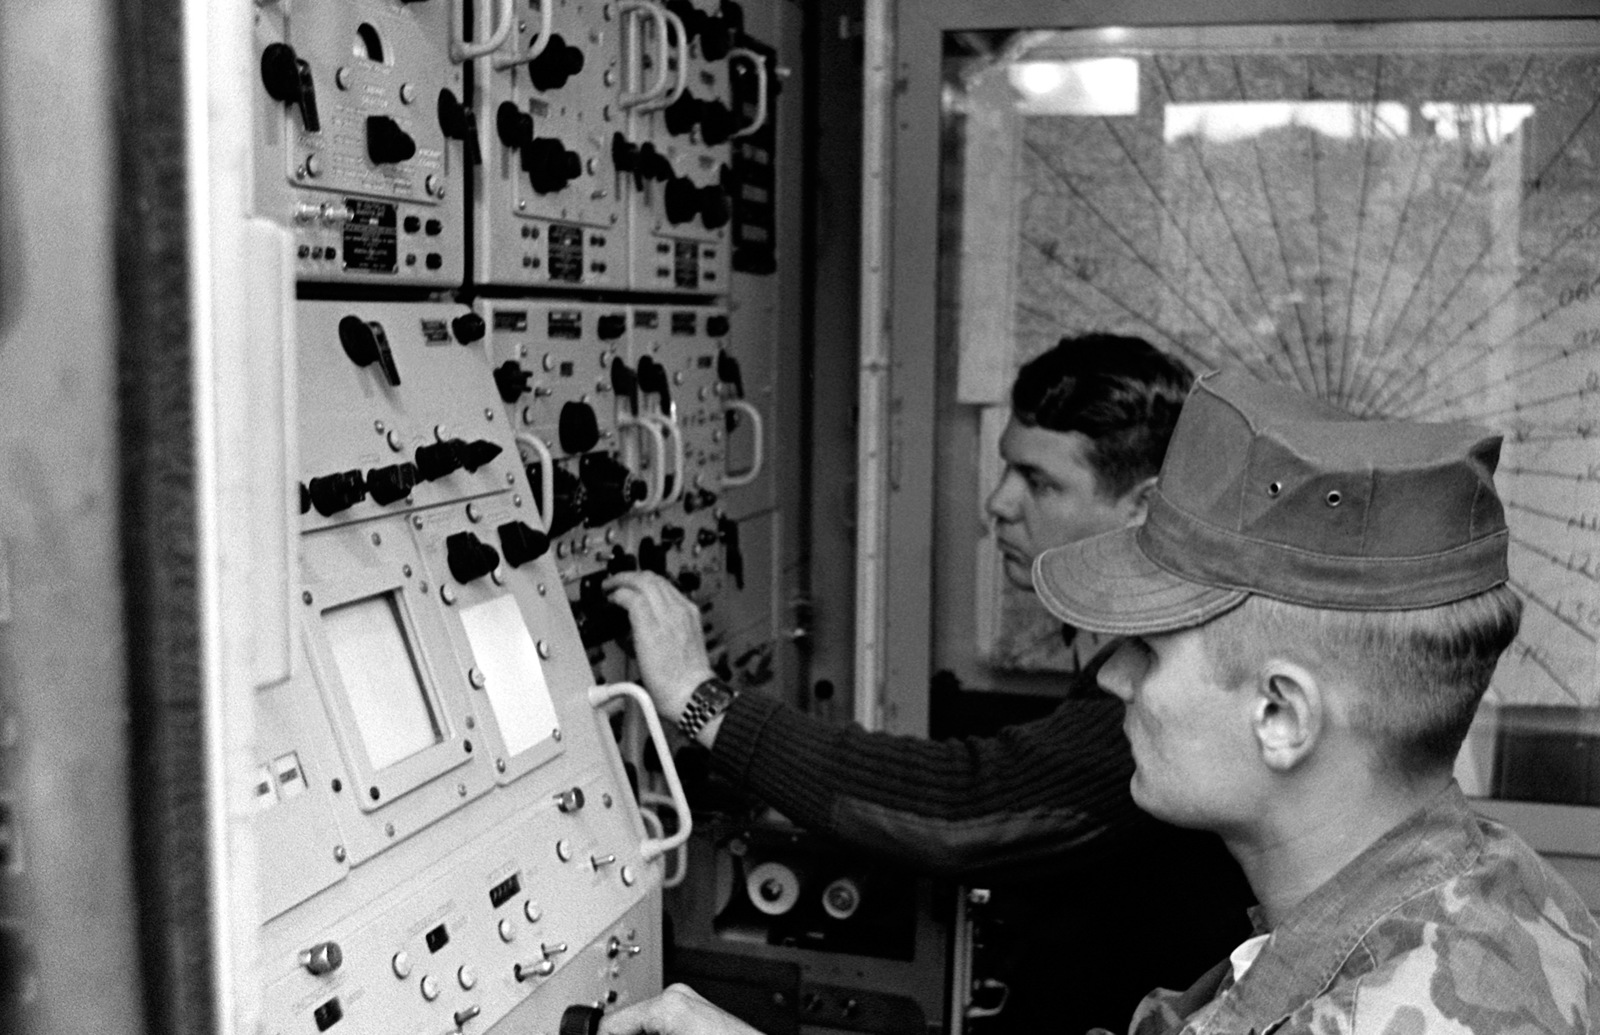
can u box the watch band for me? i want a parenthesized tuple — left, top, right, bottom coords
(677, 677, 739, 740)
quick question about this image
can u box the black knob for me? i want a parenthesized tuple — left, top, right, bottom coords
(414, 440, 464, 481)
(611, 131, 638, 173)
(446, 531, 500, 584)
(499, 102, 534, 148)
(308, 469, 367, 517)
(626, 478, 649, 503)
(338, 315, 402, 386)
(529, 34, 586, 92)
(638, 537, 668, 576)
(498, 521, 551, 567)
(578, 452, 637, 526)
(452, 311, 486, 344)
(707, 315, 730, 338)
(437, 88, 469, 139)
(261, 43, 304, 103)
(299, 482, 311, 515)
(560, 1005, 604, 1035)
(606, 546, 639, 574)
(525, 137, 581, 194)
(597, 313, 627, 340)
(637, 142, 672, 182)
(636, 356, 671, 410)
(661, 525, 686, 547)
(717, 348, 744, 398)
(698, 99, 733, 146)
(664, 175, 700, 226)
(495, 361, 534, 402)
(664, 92, 702, 138)
(697, 527, 718, 548)
(366, 462, 417, 506)
(459, 439, 504, 473)
(559, 402, 601, 454)
(699, 184, 730, 229)
(366, 115, 417, 164)
(533, 462, 585, 537)
(720, 515, 744, 589)
(610, 358, 638, 409)
(675, 570, 702, 593)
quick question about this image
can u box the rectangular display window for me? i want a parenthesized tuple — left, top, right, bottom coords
(323, 592, 442, 771)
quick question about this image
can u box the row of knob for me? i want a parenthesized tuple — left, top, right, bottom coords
(301, 438, 504, 517)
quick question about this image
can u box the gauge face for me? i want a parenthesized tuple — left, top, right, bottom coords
(948, 20, 1600, 804)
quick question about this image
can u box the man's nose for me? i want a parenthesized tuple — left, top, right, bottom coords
(985, 474, 1020, 522)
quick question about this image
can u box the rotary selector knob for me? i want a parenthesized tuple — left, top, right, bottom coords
(664, 176, 701, 226)
(366, 115, 417, 164)
(452, 311, 486, 344)
(664, 92, 703, 138)
(365, 462, 417, 506)
(597, 313, 627, 340)
(308, 470, 367, 517)
(699, 184, 731, 230)
(526, 137, 581, 194)
(499, 520, 550, 567)
(528, 33, 586, 92)
(415, 440, 465, 481)
(559, 401, 601, 454)
(560, 1004, 604, 1035)
(338, 315, 401, 386)
(495, 361, 534, 402)
(446, 531, 500, 584)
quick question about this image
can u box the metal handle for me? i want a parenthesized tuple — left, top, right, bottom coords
(728, 48, 768, 139)
(637, 6, 689, 113)
(640, 412, 684, 509)
(514, 431, 556, 534)
(719, 400, 764, 488)
(617, 414, 667, 510)
(452, 0, 515, 62)
(618, 0, 669, 109)
(492, 0, 556, 69)
(588, 682, 692, 862)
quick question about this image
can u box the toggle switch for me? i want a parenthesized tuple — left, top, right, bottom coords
(553, 786, 585, 812)
(590, 853, 616, 871)
(514, 959, 555, 981)
(455, 1005, 482, 1028)
(446, 531, 500, 584)
(366, 115, 417, 164)
(299, 941, 344, 976)
(338, 315, 401, 386)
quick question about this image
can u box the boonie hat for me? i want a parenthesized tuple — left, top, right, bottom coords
(1032, 370, 1510, 636)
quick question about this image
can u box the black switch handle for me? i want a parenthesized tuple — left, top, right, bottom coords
(337, 315, 401, 386)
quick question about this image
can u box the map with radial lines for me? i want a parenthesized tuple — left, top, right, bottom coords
(958, 22, 1600, 800)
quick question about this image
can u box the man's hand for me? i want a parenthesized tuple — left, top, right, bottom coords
(604, 571, 716, 725)
(599, 984, 765, 1035)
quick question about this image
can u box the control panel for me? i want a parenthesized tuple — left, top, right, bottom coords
(253, 0, 472, 286)
(257, 300, 689, 1034)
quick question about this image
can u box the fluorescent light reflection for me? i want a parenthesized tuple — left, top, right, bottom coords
(1008, 57, 1139, 116)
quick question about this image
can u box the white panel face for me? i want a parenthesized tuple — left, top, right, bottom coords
(460, 593, 559, 757)
(325, 593, 442, 770)
(252, 0, 469, 286)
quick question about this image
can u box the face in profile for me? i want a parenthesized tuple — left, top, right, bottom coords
(986, 418, 1148, 591)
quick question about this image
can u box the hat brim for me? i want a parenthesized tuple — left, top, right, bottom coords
(1032, 527, 1249, 637)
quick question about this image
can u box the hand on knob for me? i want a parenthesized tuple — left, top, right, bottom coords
(603, 571, 714, 726)
(600, 985, 766, 1035)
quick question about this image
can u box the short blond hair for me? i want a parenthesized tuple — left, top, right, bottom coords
(1200, 586, 1523, 778)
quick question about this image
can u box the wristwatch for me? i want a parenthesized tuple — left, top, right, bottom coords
(677, 677, 740, 740)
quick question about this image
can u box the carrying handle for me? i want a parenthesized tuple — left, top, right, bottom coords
(617, 414, 667, 510)
(618, 0, 670, 109)
(641, 412, 684, 509)
(491, 0, 555, 70)
(728, 48, 768, 139)
(588, 682, 692, 862)
(637, 6, 689, 113)
(514, 431, 556, 533)
(452, 0, 515, 62)
(719, 400, 764, 488)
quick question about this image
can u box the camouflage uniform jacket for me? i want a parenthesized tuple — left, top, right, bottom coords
(1125, 782, 1600, 1035)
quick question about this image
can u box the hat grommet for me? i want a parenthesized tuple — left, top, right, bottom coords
(1326, 489, 1343, 507)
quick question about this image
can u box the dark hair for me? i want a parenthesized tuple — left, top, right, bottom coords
(1010, 334, 1193, 498)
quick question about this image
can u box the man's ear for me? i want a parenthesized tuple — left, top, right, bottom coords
(1118, 475, 1160, 525)
(1251, 661, 1322, 772)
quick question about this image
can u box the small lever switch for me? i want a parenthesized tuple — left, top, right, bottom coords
(338, 315, 401, 386)
(554, 787, 585, 813)
(299, 941, 343, 976)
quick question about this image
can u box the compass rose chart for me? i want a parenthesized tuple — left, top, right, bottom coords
(951, 21, 1600, 804)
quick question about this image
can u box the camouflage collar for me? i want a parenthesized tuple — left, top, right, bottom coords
(1152, 782, 1483, 1035)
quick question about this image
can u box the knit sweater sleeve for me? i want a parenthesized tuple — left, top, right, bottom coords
(706, 687, 1143, 880)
